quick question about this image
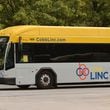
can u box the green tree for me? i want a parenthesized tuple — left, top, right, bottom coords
(85, 0, 110, 26)
(0, 0, 110, 28)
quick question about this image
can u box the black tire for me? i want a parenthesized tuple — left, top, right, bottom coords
(36, 70, 55, 89)
(17, 85, 30, 89)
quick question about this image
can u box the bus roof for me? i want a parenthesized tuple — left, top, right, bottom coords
(0, 25, 110, 43)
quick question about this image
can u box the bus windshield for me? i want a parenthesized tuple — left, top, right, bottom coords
(0, 37, 9, 70)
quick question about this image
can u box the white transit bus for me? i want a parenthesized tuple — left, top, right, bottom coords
(0, 25, 110, 89)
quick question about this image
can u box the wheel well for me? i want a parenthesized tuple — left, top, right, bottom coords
(35, 68, 57, 85)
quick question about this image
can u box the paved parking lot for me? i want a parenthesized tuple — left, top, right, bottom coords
(0, 85, 110, 110)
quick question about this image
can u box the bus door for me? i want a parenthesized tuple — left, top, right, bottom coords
(5, 43, 15, 77)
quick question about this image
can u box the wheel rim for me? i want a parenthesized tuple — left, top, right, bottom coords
(40, 74, 51, 86)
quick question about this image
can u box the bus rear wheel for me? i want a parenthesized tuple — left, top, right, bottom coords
(36, 70, 55, 89)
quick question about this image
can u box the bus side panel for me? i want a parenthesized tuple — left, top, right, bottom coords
(55, 62, 110, 83)
(15, 62, 110, 85)
(35, 63, 110, 83)
(15, 64, 36, 85)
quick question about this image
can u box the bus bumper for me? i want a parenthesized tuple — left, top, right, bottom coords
(0, 78, 16, 85)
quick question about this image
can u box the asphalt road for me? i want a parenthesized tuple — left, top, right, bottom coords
(0, 85, 110, 110)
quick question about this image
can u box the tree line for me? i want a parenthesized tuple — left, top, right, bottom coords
(0, 0, 110, 29)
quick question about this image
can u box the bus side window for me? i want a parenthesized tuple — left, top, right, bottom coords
(5, 43, 14, 70)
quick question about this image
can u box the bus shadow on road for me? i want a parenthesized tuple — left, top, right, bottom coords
(0, 85, 110, 91)
(57, 85, 110, 89)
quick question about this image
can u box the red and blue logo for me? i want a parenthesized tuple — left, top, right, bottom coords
(76, 64, 89, 80)
(76, 63, 109, 80)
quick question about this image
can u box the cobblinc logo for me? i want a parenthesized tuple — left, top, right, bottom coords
(76, 64, 89, 80)
(76, 63, 109, 80)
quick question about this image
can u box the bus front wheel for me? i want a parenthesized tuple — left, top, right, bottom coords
(36, 70, 55, 89)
